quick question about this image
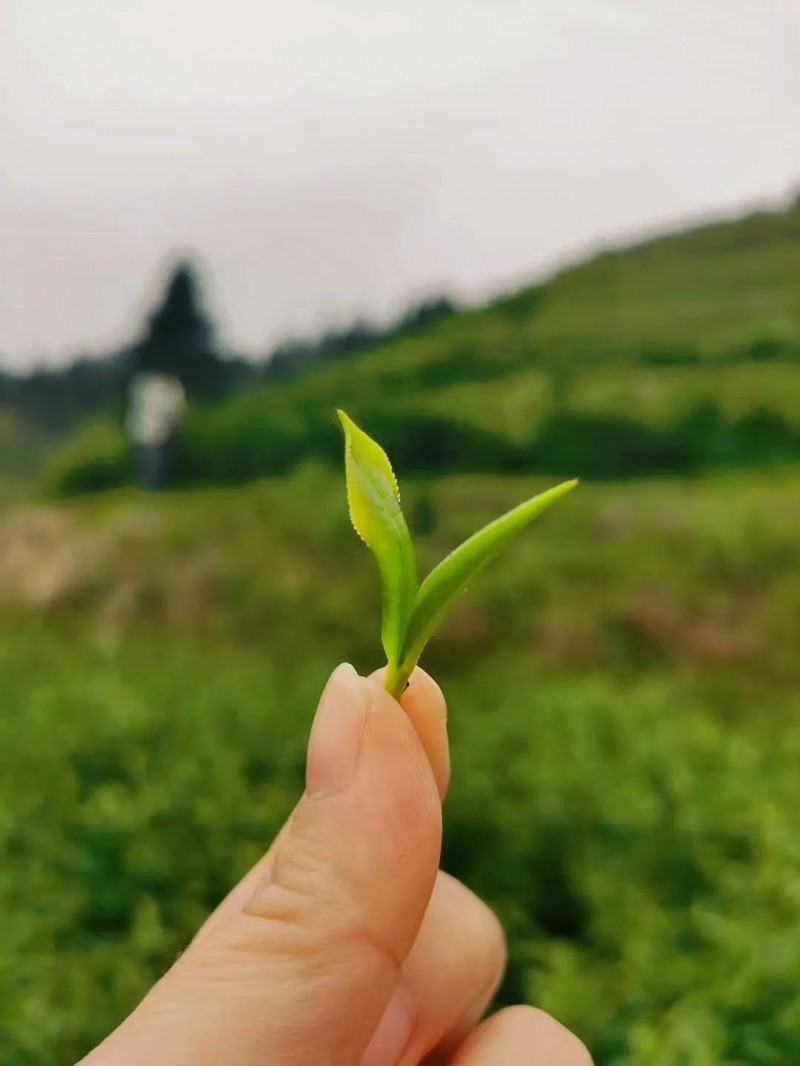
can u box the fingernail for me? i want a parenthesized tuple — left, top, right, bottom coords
(362, 989, 414, 1066)
(306, 664, 370, 797)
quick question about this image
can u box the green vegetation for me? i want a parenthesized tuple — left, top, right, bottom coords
(531, 207, 800, 352)
(47, 203, 800, 493)
(1, 466, 800, 1063)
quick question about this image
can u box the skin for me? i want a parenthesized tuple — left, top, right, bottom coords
(80, 665, 592, 1066)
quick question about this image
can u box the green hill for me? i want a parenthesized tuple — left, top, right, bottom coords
(50, 201, 800, 493)
(528, 204, 800, 352)
(289, 202, 800, 438)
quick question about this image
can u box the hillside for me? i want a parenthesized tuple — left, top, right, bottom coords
(528, 203, 800, 352)
(44, 200, 800, 494)
(278, 203, 800, 434)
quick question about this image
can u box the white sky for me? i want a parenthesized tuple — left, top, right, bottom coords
(2, 0, 799, 368)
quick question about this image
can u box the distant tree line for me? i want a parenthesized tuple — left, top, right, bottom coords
(265, 295, 459, 378)
(0, 261, 460, 440)
(0, 353, 130, 435)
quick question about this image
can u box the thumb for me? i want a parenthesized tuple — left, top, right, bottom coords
(88, 664, 442, 1066)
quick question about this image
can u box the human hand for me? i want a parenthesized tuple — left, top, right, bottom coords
(81, 665, 591, 1065)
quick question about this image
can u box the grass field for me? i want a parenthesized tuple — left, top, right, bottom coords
(2, 464, 800, 1064)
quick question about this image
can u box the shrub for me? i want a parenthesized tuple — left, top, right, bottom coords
(4, 631, 800, 1064)
(530, 412, 679, 478)
(45, 421, 129, 495)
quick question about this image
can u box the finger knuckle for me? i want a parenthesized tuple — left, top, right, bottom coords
(241, 833, 406, 976)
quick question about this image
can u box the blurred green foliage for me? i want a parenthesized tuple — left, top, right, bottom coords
(47, 387, 800, 494)
(46, 204, 800, 494)
(43, 421, 130, 496)
(1, 466, 800, 1063)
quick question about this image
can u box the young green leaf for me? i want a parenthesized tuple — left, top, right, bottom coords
(337, 410, 417, 669)
(337, 410, 577, 700)
(393, 479, 578, 695)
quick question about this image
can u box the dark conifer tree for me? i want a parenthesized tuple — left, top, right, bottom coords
(131, 261, 223, 397)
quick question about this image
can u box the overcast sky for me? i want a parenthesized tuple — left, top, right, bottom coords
(2, 0, 799, 368)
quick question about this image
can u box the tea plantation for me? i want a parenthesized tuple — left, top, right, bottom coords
(1, 466, 800, 1064)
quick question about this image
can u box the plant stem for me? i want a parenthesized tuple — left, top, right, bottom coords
(384, 662, 411, 700)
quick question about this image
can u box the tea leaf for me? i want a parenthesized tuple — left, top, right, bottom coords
(396, 479, 578, 687)
(337, 410, 417, 666)
(337, 412, 577, 698)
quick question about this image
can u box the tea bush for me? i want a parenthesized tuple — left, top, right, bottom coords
(3, 628, 800, 1065)
(6, 465, 800, 1064)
